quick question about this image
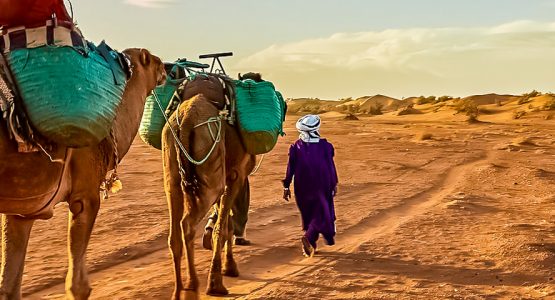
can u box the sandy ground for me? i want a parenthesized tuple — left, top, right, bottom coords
(16, 112, 555, 299)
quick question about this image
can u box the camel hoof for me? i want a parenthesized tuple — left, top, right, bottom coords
(172, 289, 199, 300)
(171, 290, 182, 300)
(206, 284, 229, 296)
(66, 286, 92, 300)
(182, 289, 200, 300)
(183, 281, 198, 292)
(223, 262, 240, 277)
(202, 228, 213, 250)
(234, 237, 251, 246)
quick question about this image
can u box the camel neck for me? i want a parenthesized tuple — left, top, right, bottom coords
(111, 71, 152, 159)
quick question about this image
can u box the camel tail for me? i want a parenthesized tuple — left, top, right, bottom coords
(175, 105, 199, 196)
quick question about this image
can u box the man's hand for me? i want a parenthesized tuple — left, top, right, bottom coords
(283, 188, 291, 201)
(333, 186, 338, 196)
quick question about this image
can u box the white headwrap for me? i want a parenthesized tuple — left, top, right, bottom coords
(296, 114, 321, 143)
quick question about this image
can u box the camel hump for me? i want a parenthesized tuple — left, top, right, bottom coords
(181, 75, 228, 110)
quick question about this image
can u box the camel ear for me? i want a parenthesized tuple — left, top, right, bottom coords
(140, 49, 151, 66)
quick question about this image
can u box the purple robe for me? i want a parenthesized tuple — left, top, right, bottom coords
(283, 139, 338, 247)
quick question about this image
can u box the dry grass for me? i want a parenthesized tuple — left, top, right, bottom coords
(512, 110, 526, 120)
(453, 99, 479, 122)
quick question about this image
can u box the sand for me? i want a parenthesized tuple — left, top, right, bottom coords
(14, 97, 555, 299)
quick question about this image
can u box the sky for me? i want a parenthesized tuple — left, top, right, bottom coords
(70, 0, 555, 99)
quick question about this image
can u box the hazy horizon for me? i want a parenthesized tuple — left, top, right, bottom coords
(70, 0, 555, 99)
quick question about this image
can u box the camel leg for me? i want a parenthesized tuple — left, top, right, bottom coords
(222, 216, 239, 278)
(181, 214, 196, 292)
(65, 194, 100, 300)
(206, 187, 232, 296)
(167, 188, 186, 299)
(0, 215, 35, 300)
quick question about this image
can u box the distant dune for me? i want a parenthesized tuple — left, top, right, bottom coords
(287, 92, 555, 122)
(461, 93, 519, 106)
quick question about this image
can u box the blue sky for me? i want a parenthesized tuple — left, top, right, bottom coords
(71, 0, 555, 98)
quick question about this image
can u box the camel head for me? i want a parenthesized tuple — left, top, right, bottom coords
(238, 72, 263, 82)
(123, 48, 167, 90)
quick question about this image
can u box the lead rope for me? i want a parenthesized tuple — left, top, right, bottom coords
(153, 91, 223, 165)
(249, 155, 265, 176)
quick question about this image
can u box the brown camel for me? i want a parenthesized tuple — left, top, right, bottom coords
(0, 48, 166, 300)
(162, 75, 255, 298)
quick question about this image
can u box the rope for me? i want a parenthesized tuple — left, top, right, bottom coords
(153, 91, 222, 166)
(249, 155, 265, 176)
(36, 142, 64, 164)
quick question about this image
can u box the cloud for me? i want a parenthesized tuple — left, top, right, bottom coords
(235, 21, 555, 99)
(124, 0, 176, 8)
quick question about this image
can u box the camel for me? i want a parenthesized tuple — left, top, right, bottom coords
(0, 48, 166, 300)
(162, 75, 256, 298)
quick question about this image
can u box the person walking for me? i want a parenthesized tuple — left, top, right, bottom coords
(283, 114, 338, 257)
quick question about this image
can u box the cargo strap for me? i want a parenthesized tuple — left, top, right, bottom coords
(95, 41, 128, 85)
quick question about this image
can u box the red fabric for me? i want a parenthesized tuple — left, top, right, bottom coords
(0, 0, 72, 28)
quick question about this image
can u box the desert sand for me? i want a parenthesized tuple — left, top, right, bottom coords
(17, 93, 555, 299)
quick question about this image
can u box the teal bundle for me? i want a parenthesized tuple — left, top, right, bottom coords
(7, 45, 127, 147)
(139, 63, 186, 150)
(234, 79, 286, 155)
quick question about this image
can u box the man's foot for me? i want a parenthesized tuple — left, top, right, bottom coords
(301, 236, 315, 258)
(234, 237, 251, 246)
(202, 227, 213, 250)
(325, 237, 335, 246)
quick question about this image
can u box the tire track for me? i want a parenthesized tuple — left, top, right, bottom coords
(228, 151, 491, 298)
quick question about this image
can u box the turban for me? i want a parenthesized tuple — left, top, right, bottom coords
(296, 114, 321, 143)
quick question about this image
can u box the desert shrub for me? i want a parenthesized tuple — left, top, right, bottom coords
(435, 96, 453, 103)
(416, 96, 436, 105)
(495, 99, 503, 106)
(543, 98, 555, 111)
(454, 99, 479, 121)
(369, 103, 383, 115)
(518, 90, 541, 105)
(513, 110, 526, 119)
(523, 90, 541, 98)
(518, 95, 532, 105)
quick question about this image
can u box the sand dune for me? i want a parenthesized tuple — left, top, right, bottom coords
(461, 93, 519, 106)
(288, 92, 555, 122)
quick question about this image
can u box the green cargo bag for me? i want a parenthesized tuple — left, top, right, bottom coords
(234, 79, 286, 155)
(139, 63, 187, 150)
(6, 43, 128, 147)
